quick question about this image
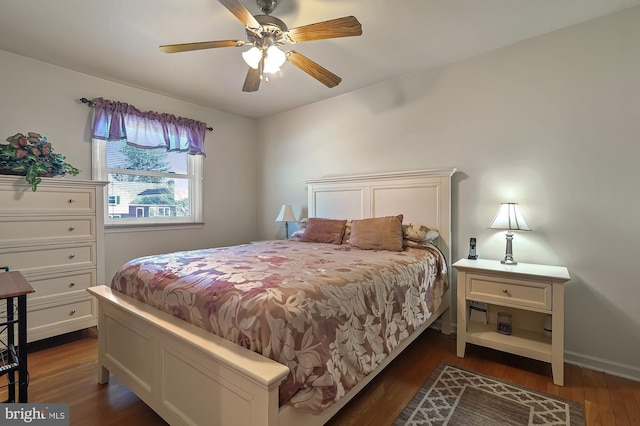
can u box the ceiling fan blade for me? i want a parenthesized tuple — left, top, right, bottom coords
(218, 0, 261, 29)
(287, 51, 341, 88)
(160, 40, 243, 53)
(287, 16, 362, 43)
(242, 67, 261, 92)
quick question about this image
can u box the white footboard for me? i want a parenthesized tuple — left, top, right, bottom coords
(88, 286, 289, 426)
(88, 284, 450, 426)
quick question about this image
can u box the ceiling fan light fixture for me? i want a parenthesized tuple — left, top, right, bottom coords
(242, 46, 262, 69)
(263, 45, 286, 74)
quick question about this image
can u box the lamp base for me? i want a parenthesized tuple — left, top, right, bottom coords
(501, 231, 517, 265)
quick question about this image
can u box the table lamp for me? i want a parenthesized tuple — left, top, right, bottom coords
(275, 204, 297, 239)
(488, 202, 531, 265)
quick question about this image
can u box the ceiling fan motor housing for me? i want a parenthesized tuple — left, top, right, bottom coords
(247, 15, 289, 48)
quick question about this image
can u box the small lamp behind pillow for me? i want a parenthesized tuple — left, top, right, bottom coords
(275, 204, 297, 239)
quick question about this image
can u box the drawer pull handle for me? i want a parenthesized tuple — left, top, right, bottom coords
(502, 289, 509, 294)
(69, 227, 75, 232)
(69, 254, 76, 259)
(68, 199, 75, 204)
(69, 282, 76, 288)
(69, 310, 76, 316)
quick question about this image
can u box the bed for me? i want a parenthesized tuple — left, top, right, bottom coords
(88, 168, 456, 426)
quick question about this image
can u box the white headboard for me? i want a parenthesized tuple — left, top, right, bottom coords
(304, 168, 456, 265)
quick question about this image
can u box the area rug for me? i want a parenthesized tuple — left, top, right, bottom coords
(394, 363, 585, 426)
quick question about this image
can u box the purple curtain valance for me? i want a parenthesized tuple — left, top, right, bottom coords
(90, 97, 206, 156)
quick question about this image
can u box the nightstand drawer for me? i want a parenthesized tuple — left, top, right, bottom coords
(466, 274, 552, 311)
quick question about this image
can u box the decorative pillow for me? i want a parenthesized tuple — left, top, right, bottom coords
(300, 218, 347, 244)
(290, 224, 306, 239)
(402, 222, 440, 242)
(349, 215, 404, 251)
(340, 221, 352, 245)
(290, 217, 309, 239)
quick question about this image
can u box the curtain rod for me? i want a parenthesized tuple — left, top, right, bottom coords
(79, 97, 213, 132)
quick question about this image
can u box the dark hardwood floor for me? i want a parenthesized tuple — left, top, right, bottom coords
(3, 327, 638, 425)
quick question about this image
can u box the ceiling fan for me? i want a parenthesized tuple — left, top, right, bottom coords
(159, 0, 362, 92)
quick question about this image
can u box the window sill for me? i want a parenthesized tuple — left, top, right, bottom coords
(105, 222, 205, 234)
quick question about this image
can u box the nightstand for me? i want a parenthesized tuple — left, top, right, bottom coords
(453, 259, 570, 385)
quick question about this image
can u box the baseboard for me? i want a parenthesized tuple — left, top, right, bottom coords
(451, 322, 640, 383)
(565, 350, 640, 382)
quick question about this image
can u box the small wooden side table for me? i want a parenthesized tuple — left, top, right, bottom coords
(453, 259, 570, 386)
(0, 270, 35, 402)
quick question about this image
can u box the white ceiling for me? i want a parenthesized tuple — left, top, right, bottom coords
(2, 0, 639, 119)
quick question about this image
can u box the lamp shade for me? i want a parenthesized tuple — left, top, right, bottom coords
(263, 46, 286, 74)
(275, 204, 297, 223)
(488, 203, 531, 231)
(242, 47, 262, 69)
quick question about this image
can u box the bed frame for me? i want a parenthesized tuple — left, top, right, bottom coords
(88, 168, 456, 426)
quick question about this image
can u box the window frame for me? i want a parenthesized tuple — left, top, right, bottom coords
(92, 139, 203, 228)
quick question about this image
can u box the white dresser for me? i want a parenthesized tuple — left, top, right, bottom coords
(0, 176, 107, 342)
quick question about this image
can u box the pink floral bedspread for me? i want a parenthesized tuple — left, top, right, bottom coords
(110, 240, 448, 413)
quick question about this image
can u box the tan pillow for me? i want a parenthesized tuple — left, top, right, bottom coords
(300, 218, 347, 244)
(349, 215, 404, 251)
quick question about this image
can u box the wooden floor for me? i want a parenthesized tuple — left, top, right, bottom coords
(3, 327, 639, 425)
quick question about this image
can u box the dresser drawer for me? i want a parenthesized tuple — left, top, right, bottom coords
(0, 217, 95, 246)
(28, 298, 94, 330)
(27, 270, 95, 299)
(466, 274, 552, 311)
(0, 185, 94, 214)
(0, 243, 95, 275)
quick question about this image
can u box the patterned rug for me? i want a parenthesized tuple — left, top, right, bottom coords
(394, 363, 585, 426)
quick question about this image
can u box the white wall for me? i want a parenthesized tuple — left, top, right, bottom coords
(0, 50, 258, 281)
(256, 7, 640, 379)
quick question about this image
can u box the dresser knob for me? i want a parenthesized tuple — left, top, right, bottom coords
(68, 199, 75, 204)
(69, 282, 76, 288)
(69, 310, 76, 316)
(502, 289, 509, 294)
(68, 227, 75, 232)
(69, 254, 76, 259)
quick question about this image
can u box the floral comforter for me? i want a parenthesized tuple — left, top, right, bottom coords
(110, 240, 448, 413)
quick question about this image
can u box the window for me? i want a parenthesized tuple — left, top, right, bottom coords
(90, 98, 205, 228)
(93, 140, 203, 227)
(149, 206, 172, 217)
